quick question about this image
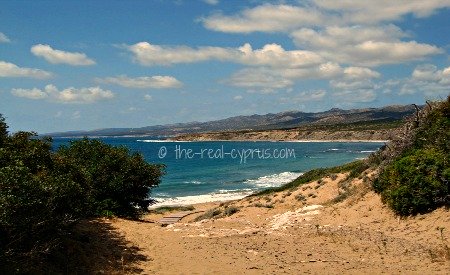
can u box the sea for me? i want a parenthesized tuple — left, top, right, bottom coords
(52, 137, 385, 207)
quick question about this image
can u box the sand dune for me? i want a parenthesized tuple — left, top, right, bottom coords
(94, 170, 449, 274)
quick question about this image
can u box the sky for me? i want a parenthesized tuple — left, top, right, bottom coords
(0, 0, 449, 134)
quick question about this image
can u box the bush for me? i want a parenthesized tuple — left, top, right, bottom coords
(373, 148, 449, 215)
(373, 97, 450, 216)
(56, 138, 165, 217)
(0, 115, 165, 272)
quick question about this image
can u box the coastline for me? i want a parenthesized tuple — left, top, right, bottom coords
(164, 139, 389, 143)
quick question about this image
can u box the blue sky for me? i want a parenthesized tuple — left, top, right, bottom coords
(1, 0, 449, 134)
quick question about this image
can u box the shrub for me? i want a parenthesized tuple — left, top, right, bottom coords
(373, 97, 450, 216)
(373, 148, 449, 215)
(57, 138, 165, 217)
(0, 134, 86, 273)
(224, 206, 239, 216)
(0, 116, 165, 272)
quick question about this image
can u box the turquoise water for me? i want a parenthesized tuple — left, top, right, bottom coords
(53, 138, 384, 206)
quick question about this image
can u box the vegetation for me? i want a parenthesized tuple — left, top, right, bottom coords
(373, 97, 449, 216)
(150, 205, 195, 215)
(252, 160, 368, 196)
(0, 115, 165, 273)
(194, 208, 222, 222)
(251, 96, 449, 217)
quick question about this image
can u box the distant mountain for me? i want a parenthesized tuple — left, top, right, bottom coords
(46, 105, 417, 137)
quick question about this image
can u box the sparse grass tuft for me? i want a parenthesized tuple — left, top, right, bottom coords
(253, 202, 274, 209)
(150, 205, 195, 215)
(223, 206, 240, 216)
(194, 208, 222, 222)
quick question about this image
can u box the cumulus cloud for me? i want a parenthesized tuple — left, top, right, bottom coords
(201, 4, 329, 33)
(11, 88, 48, 99)
(224, 67, 293, 92)
(126, 42, 322, 67)
(201, 3, 445, 67)
(0, 32, 10, 43)
(343, 67, 380, 80)
(11, 84, 114, 104)
(202, 2, 450, 33)
(31, 44, 96, 66)
(223, 62, 379, 91)
(96, 75, 183, 89)
(0, 61, 53, 79)
(398, 64, 450, 96)
(291, 25, 442, 66)
(312, 0, 450, 24)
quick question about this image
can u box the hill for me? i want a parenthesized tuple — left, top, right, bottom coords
(46, 105, 416, 137)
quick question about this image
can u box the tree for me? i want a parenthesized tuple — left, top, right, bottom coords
(0, 114, 8, 147)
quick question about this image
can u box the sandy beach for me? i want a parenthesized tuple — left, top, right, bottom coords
(81, 170, 450, 274)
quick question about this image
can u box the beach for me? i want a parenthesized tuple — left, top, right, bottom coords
(81, 169, 450, 274)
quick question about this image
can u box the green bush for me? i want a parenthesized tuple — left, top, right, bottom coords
(373, 97, 450, 216)
(56, 138, 165, 217)
(373, 148, 449, 215)
(0, 114, 165, 272)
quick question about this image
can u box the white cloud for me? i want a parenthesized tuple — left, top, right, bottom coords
(11, 88, 48, 99)
(0, 61, 53, 79)
(412, 64, 443, 81)
(31, 44, 96, 66)
(343, 67, 380, 80)
(312, 0, 450, 24)
(201, 4, 329, 33)
(0, 32, 10, 43)
(291, 25, 442, 66)
(225, 67, 293, 92)
(330, 80, 375, 90)
(11, 84, 114, 104)
(224, 62, 380, 91)
(97, 75, 183, 89)
(201, 3, 445, 67)
(203, 0, 218, 5)
(202, 2, 450, 33)
(126, 42, 322, 68)
(398, 64, 450, 96)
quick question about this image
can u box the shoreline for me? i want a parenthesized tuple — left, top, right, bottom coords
(167, 138, 389, 143)
(53, 135, 389, 143)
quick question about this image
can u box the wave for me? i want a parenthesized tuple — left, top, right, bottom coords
(183, 180, 204, 185)
(136, 139, 191, 143)
(150, 191, 253, 208)
(359, 150, 377, 153)
(149, 172, 302, 208)
(244, 171, 303, 188)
